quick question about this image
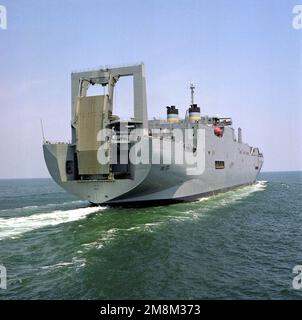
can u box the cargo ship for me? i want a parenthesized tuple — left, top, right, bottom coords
(43, 63, 264, 205)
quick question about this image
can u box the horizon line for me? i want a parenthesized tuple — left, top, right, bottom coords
(0, 170, 302, 180)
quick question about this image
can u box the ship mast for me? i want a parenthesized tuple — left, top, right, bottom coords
(190, 83, 195, 106)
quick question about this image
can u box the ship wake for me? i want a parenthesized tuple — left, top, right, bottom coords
(0, 206, 106, 241)
(197, 180, 267, 203)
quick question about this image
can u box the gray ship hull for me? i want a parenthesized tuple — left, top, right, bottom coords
(43, 124, 263, 205)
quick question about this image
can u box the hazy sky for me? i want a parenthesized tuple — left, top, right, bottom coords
(0, 0, 301, 178)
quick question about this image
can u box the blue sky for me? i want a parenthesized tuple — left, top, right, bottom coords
(0, 0, 301, 178)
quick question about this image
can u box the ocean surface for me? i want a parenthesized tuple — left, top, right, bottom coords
(0, 172, 301, 299)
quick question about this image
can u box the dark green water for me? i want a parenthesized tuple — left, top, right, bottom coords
(0, 172, 301, 299)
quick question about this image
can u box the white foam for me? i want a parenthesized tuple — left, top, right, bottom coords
(41, 257, 86, 270)
(197, 181, 267, 204)
(0, 200, 88, 213)
(254, 180, 268, 188)
(180, 180, 268, 220)
(235, 180, 268, 197)
(41, 262, 74, 269)
(197, 197, 210, 202)
(81, 241, 98, 248)
(99, 228, 118, 241)
(0, 206, 105, 240)
(216, 181, 267, 204)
